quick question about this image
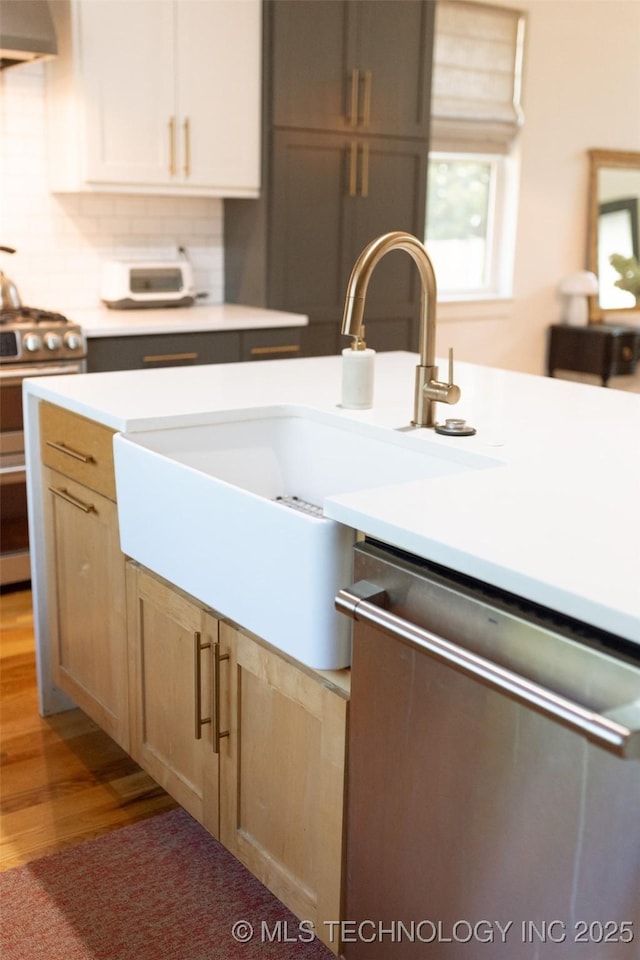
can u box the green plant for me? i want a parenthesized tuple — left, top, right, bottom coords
(609, 253, 640, 299)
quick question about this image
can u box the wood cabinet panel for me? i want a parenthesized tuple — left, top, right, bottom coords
(126, 564, 220, 836)
(44, 466, 128, 748)
(220, 623, 347, 954)
(40, 402, 117, 500)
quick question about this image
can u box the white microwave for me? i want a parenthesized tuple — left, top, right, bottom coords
(100, 260, 196, 309)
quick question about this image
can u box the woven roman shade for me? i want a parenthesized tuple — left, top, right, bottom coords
(431, 0, 526, 153)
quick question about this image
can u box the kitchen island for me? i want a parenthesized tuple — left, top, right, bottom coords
(22, 351, 640, 954)
(25, 348, 640, 674)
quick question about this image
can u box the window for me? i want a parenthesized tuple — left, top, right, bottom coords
(425, 0, 526, 302)
(426, 150, 517, 299)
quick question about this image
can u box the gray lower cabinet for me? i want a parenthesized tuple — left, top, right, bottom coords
(87, 327, 301, 372)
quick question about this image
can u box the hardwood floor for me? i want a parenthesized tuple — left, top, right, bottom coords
(0, 586, 176, 872)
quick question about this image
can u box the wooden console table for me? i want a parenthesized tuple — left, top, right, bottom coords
(547, 323, 640, 386)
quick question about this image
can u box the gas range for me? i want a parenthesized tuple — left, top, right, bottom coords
(0, 306, 87, 366)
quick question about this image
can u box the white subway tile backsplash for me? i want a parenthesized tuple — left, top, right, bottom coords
(0, 64, 225, 311)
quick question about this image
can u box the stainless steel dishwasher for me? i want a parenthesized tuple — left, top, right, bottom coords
(336, 540, 640, 959)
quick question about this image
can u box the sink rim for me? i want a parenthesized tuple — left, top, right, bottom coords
(116, 401, 503, 470)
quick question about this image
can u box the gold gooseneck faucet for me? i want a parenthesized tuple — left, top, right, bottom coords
(341, 231, 461, 428)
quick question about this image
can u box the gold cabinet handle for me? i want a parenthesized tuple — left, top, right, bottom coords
(46, 440, 95, 463)
(194, 631, 212, 739)
(183, 117, 191, 178)
(249, 344, 301, 357)
(349, 67, 359, 126)
(361, 69, 372, 126)
(360, 141, 370, 198)
(169, 116, 176, 177)
(212, 642, 229, 753)
(48, 485, 96, 514)
(349, 141, 358, 197)
(142, 352, 199, 365)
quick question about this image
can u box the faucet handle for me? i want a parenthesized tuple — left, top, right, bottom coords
(424, 347, 461, 405)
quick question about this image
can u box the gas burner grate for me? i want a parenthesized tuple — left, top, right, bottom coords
(0, 306, 71, 326)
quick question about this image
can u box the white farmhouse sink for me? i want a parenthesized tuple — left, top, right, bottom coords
(114, 406, 494, 668)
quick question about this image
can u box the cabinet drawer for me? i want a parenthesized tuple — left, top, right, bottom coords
(611, 333, 639, 375)
(86, 331, 241, 372)
(40, 402, 116, 500)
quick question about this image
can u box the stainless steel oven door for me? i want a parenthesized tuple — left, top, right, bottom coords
(0, 361, 86, 585)
(0, 361, 86, 440)
(0, 453, 30, 584)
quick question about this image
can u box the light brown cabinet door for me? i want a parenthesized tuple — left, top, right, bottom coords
(127, 564, 219, 837)
(219, 623, 347, 955)
(44, 467, 128, 749)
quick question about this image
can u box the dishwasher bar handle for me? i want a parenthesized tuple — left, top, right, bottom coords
(336, 581, 640, 760)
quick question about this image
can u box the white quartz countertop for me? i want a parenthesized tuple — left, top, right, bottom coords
(67, 302, 308, 338)
(24, 351, 640, 644)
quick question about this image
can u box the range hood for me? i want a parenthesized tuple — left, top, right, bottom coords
(0, 0, 58, 69)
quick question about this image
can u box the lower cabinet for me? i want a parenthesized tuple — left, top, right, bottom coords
(44, 467, 129, 748)
(86, 327, 303, 372)
(40, 402, 129, 750)
(127, 564, 348, 955)
(219, 622, 348, 953)
(38, 401, 347, 951)
(126, 563, 220, 837)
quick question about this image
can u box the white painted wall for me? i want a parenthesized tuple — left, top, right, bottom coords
(438, 0, 640, 374)
(1, 0, 638, 375)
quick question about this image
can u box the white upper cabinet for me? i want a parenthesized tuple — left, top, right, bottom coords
(46, 0, 261, 197)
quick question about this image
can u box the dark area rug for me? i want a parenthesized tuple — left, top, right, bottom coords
(0, 808, 334, 959)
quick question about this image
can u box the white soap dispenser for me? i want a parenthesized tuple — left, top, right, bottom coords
(341, 328, 375, 409)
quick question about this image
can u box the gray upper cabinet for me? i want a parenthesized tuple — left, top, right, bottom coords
(271, 0, 433, 140)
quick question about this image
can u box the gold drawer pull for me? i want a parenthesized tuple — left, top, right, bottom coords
(46, 440, 95, 464)
(142, 352, 199, 364)
(249, 344, 301, 357)
(184, 117, 191, 178)
(621, 345, 634, 362)
(194, 631, 212, 739)
(349, 67, 359, 126)
(49, 486, 96, 514)
(349, 140, 358, 197)
(361, 141, 370, 198)
(169, 116, 176, 177)
(212, 643, 230, 753)
(361, 69, 372, 127)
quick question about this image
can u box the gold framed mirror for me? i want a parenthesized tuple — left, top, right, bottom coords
(587, 149, 640, 322)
